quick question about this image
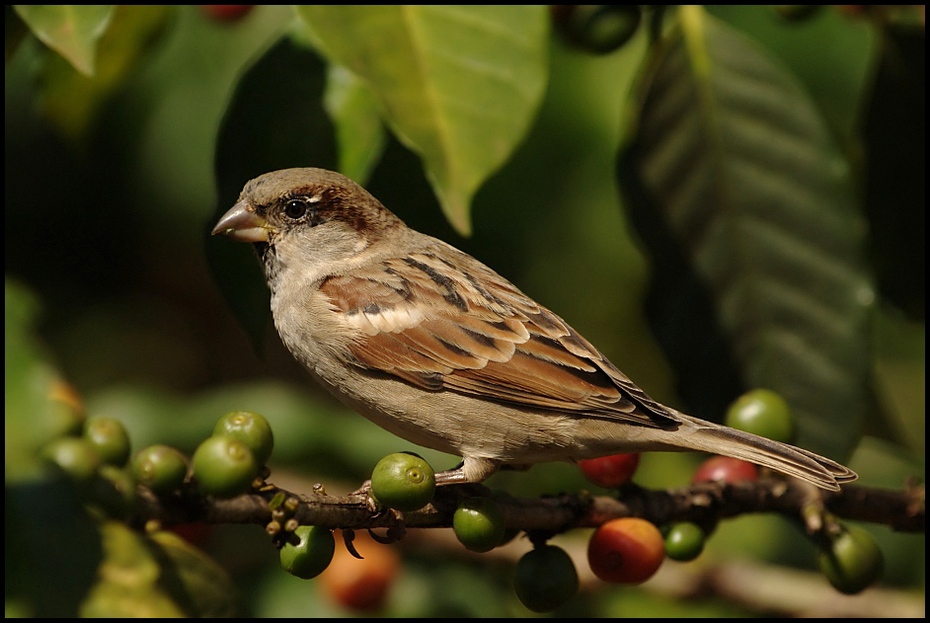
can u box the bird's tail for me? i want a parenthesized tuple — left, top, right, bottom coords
(680, 417, 857, 491)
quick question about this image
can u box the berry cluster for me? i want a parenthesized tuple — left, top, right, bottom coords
(37, 389, 884, 613)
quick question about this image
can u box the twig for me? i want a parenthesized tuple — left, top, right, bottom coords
(132, 475, 925, 534)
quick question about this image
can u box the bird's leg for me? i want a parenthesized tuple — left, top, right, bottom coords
(434, 456, 500, 486)
(352, 457, 500, 509)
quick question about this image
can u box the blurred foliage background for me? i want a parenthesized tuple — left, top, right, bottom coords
(5, 5, 924, 617)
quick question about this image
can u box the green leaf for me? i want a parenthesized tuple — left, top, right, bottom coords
(37, 5, 174, 139)
(295, 6, 549, 235)
(79, 522, 237, 617)
(709, 5, 876, 141)
(14, 5, 114, 75)
(5, 279, 84, 482)
(619, 7, 873, 459)
(323, 64, 387, 185)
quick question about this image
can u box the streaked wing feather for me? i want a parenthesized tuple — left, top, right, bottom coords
(320, 249, 681, 428)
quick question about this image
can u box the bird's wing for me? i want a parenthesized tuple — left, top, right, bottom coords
(319, 249, 681, 429)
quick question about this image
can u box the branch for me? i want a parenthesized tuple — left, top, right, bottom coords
(132, 475, 925, 536)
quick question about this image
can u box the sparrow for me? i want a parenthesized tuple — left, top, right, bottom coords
(212, 168, 856, 491)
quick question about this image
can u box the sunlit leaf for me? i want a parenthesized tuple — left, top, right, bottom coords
(14, 5, 114, 75)
(38, 5, 174, 139)
(295, 6, 549, 235)
(323, 64, 387, 185)
(619, 7, 873, 459)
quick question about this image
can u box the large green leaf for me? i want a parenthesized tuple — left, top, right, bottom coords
(295, 6, 549, 235)
(709, 5, 876, 142)
(14, 5, 114, 75)
(322, 64, 388, 185)
(619, 7, 873, 459)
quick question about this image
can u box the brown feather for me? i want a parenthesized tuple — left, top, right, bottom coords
(213, 167, 856, 490)
(320, 252, 681, 429)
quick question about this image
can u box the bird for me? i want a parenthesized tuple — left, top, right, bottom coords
(212, 167, 856, 491)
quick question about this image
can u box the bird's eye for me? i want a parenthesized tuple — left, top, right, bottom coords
(284, 199, 309, 220)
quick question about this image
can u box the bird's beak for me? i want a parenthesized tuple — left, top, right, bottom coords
(211, 200, 271, 243)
